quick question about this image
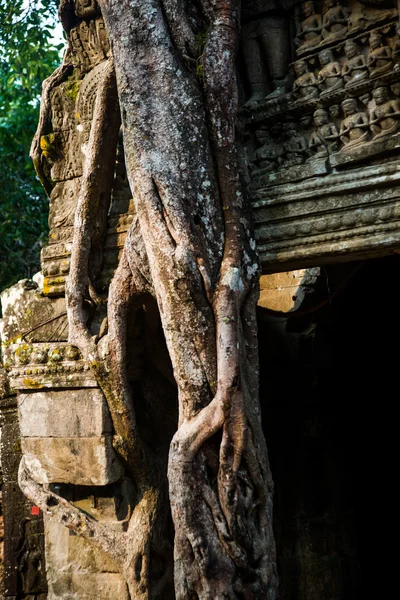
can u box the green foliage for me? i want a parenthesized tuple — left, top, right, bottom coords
(0, 0, 63, 292)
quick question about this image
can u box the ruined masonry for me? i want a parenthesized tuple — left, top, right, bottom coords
(1, 0, 400, 598)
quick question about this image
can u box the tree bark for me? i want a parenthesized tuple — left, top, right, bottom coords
(96, 1, 278, 597)
(25, 1, 279, 598)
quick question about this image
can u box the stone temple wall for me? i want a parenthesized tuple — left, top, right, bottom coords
(0, 2, 134, 595)
(242, 0, 400, 271)
(1, 0, 400, 598)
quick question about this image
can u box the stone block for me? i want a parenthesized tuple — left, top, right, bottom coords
(22, 437, 123, 486)
(45, 519, 128, 600)
(258, 269, 321, 312)
(49, 573, 129, 600)
(45, 519, 121, 575)
(18, 389, 112, 438)
(0, 280, 67, 344)
(259, 271, 307, 312)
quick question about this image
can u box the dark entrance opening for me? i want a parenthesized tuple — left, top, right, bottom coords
(258, 255, 398, 600)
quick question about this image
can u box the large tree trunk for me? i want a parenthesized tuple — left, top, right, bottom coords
(22, 1, 278, 598)
(96, 1, 278, 597)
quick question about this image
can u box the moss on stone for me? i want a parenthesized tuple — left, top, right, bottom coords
(22, 378, 43, 389)
(64, 76, 82, 104)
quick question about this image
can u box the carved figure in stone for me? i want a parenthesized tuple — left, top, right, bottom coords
(75, 0, 98, 17)
(369, 85, 400, 138)
(281, 121, 309, 166)
(16, 519, 45, 594)
(347, 4, 372, 32)
(300, 113, 313, 128)
(329, 103, 341, 120)
(359, 91, 371, 105)
(318, 49, 344, 96)
(391, 81, 400, 97)
(30, 0, 119, 291)
(391, 22, 400, 70)
(339, 98, 369, 147)
(253, 131, 281, 172)
(348, 2, 397, 33)
(321, 0, 348, 43)
(368, 31, 393, 79)
(342, 40, 369, 88)
(270, 121, 284, 150)
(308, 108, 339, 157)
(65, 0, 110, 73)
(32, 0, 111, 188)
(293, 60, 319, 100)
(241, 1, 291, 107)
(295, 1, 323, 52)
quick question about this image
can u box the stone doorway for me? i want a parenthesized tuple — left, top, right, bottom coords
(258, 255, 398, 600)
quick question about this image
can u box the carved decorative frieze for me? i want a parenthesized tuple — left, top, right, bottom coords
(251, 160, 400, 270)
(4, 341, 142, 390)
(240, 0, 400, 270)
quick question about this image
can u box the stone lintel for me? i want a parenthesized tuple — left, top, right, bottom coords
(253, 160, 400, 272)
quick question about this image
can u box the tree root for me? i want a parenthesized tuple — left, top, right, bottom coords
(18, 457, 124, 561)
(36, 0, 281, 598)
(19, 457, 172, 600)
(125, 486, 173, 600)
(66, 57, 120, 353)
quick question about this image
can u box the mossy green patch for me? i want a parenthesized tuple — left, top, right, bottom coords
(64, 75, 82, 104)
(23, 378, 43, 389)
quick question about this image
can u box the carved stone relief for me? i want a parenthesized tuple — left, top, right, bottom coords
(241, 0, 292, 107)
(295, 0, 323, 52)
(241, 1, 399, 146)
(36, 1, 133, 297)
(0, 281, 131, 598)
(240, 0, 400, 271)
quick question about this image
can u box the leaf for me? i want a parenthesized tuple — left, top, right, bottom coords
(0, 0, 61, 293)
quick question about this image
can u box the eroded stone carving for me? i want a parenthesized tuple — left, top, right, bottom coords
(243, 0, 400, 176)
(339, 97, 370, 147)
(0, 3, 135, 598)
(4, 1, 400, 598)
(253, 129, 281, 172)
(321, 0, 348, 43)
(240, 0, 400, 274)
(318, 48, 344, 95)
(0, 359, 47, 600)
(368, 30, 393, 78)
(309, 108, 339, 157)
(295, 0, 323, 52)
(370, 84, 400, 138)
(342, 39, 369, 87)
(392, 22, 400, 68)
(241, 0, 291, 106)
(31, 0, 130, 297)
(348, 1, 397, 33)
(293, 59, 320, 100)
(281, 120, 309, 166)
